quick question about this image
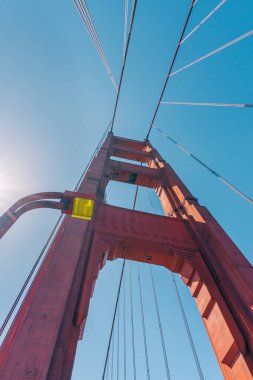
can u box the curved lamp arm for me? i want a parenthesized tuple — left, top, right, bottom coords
(0, 191, 95, 239)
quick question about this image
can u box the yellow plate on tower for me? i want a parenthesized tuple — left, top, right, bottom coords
(72, 197, 94, 220)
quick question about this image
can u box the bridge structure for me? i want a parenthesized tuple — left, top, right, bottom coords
(0, 132, 252, 380)
(0, 1, 253, 379)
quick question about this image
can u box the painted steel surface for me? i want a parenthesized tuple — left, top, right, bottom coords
(0, 133, 252, 379)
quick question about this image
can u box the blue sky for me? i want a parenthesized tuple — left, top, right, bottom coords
(0, 0, 252, 379)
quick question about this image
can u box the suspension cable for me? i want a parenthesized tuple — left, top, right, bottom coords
(0, 214, 63, 339)
(73, 0, 118, 92)
(170, 30, 253, 78)
(137, 263, 151, 380)
(117, 299, 120, 380)
(146, 189, 156, 214)
(102, 260, 126, 379)
(149, 265, 171, 380)
(123, 272, 127, 380)
(160, 101, 253, 108)
(129, 262, 137, 380)
(123, 0, 129, 60)
(181, 0, 227, 45)
(74, 0, 118, 92)
(172, 273, 204, 380)
(102, 182, 139, 379)
(75, 121, 111, 190)
(145, 0, 197, 140)
(155, 126, 253, 206)
(106, 356, 109, 380)
(0, 122, 112, 341)
(111, 328, 115, 380)
(110, 0, 138, 131)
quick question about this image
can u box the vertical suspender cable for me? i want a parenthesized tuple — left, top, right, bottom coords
(111, 328, 115, 380)
(172, 274, 204, 380)
(106, 353, 109, 380)
(149, 265, 171, 380)
(117, 300, 120, 380)
(102, 260, 126, 379)
(123, 273, 127, 380)
(147, 189, 157, 214)
(129, 263, 137, 380)
(137, 263, 151, 380)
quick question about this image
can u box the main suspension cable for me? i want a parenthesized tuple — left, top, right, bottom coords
(155, 126, 253, 205)
(170, 30, 253, 78)
(172, 274, 204, 380)
(149, 265, 171, 380)
(73, 0, 118, 92)
(110, 0, 138, 131)
(137, 263, 151, 380)
(160, 101, 253, 108)
(145, 0, 197, 140)
(180, 0, 227, 45)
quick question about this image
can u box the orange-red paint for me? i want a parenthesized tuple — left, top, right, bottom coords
(0, 133, 252, 379)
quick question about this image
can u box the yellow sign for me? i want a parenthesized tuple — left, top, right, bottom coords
(72, 198, 94, 220)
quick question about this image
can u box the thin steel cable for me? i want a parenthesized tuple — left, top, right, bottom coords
(133, 186, 139, 210)
(137, 263, 151, 380)
(123, 0, 129, 59)
(75, 0, 118, 91)
(103, 186, 139, 379)
(75, 121, 111, 190)
(117, 299, 120, 380)
(76, 0, 117, 91)
(75, 0, 109, 66)
(111, 328, 114, 380)
(0, 122, 111, 341)
(160, 101, 253, 108)
(79, 0, 115, 81)
(149, 265, 171, 380)
(106, 357, 109, 380)
(110, 0, 138, 131)
(102, 260, 126, 380)
(73, 0, 118, 92)
(155, 126, 253, 205)
(129, 263, 137, 380)
(170, 30, 253, 77)
(181, 0, 227, 45)
(172, 273, 204, 380)
(145, 0, 197, 140)
(75, 0, 111, 74)
(123, 272, 127, 380)
(0, 214, 63, 339)
(146, 189, 156, 214)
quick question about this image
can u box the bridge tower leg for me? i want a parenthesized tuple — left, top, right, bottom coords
(0, 133, 252, 380)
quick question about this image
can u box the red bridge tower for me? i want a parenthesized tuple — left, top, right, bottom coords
(0, 133, 252, 379)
